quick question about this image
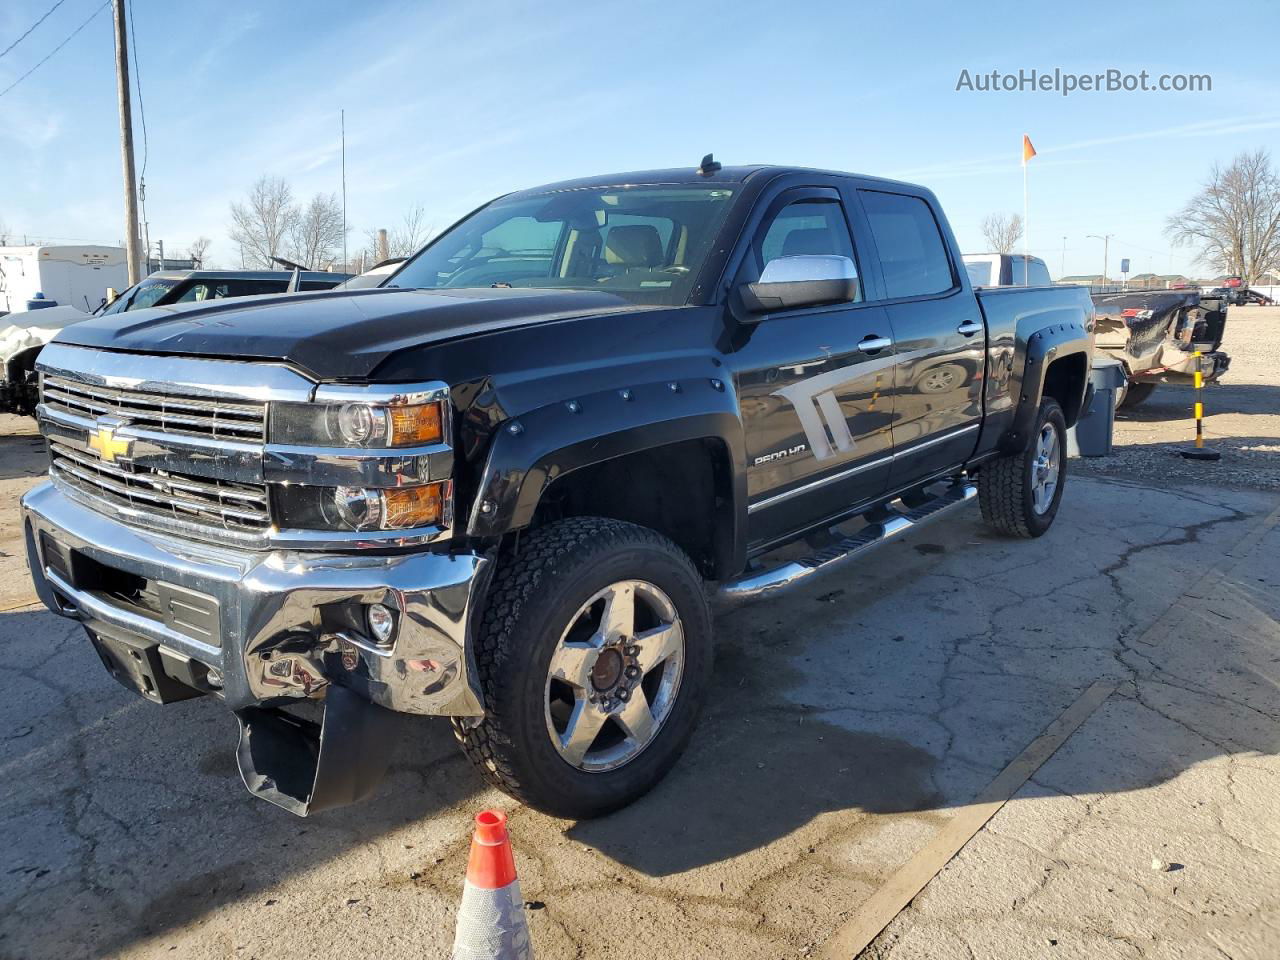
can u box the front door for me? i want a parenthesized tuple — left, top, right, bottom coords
(728, 188, 898, 551)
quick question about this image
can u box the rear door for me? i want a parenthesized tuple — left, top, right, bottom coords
(856, 189, 984, 486)
(729, 186, 898, 549)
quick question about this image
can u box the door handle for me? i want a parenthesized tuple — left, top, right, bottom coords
(957, 320, 983, 337)
(858, 335, 893, 354)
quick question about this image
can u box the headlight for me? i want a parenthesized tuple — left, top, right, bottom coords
(271, 400, 444, 448)
(275, 481, 449, 532)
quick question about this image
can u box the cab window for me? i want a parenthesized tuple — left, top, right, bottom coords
(860, 191, 955, 299)
(754, 198, 861, 301)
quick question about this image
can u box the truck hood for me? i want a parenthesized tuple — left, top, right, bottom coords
(51, 287, 644, 380)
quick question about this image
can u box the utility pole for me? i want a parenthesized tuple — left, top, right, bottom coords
(1060, 236, 1067, 279)
(1087, 233, 1114, 283)
(157, 238, 164, 271)
(112, 0, 143, 285)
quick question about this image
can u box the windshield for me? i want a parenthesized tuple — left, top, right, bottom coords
(387, 185, 736, 306)
(97, 277, 177, 315)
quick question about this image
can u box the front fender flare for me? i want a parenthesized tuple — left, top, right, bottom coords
(466, 376, 746, 545)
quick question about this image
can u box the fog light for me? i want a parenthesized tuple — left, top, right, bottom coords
(367, 603, 396, 644)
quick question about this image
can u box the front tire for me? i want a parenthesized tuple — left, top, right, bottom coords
(455, 517, 713, 819)
(978, 397, 1067, 538)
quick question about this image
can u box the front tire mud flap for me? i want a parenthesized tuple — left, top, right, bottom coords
(234, 685, 401, 816)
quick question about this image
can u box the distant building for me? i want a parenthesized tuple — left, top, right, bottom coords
(1057, 274, 1109, 285)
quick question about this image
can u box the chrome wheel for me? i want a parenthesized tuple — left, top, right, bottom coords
(1030, 422, 1061, 514)
(544, 579, 685, 773)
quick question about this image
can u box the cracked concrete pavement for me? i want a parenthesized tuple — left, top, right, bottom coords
(1, 313, 1278, 959)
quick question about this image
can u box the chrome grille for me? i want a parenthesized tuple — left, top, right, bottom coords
(42, 374, 267, 442)
(49, 440, 271, 534)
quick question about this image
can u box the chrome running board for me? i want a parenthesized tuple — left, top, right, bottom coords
(717, 481, 978, 603)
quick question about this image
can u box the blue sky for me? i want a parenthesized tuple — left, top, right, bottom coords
(1, 0, 1276, 278)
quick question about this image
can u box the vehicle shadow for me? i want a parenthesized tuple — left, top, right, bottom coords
(1, 484, 1276, 958)
(0, 427, 45, 482)
(1118, 381, 1280, 421)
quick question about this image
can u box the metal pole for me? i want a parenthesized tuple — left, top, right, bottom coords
(1061, 236, 1066, 279)
(112, 0, 142, 286)
(341, 109, 348, 272)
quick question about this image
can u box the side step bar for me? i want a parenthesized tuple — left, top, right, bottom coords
(717, 481, 978, 603)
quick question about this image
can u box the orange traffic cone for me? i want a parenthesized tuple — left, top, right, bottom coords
(450, 810, 534, 960)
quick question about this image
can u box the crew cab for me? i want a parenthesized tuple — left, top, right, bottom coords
(22, 161, 1093, 818)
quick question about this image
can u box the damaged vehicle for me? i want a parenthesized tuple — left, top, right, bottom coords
(22, 161, 1093, 818)
(1, 270, 351, 415)
(1090, 289, 1229, 408)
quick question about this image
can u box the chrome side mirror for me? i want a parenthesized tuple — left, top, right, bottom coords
(738, 255, 858, 317)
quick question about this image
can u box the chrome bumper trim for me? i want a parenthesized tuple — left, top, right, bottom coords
(22, 481, 489, 717)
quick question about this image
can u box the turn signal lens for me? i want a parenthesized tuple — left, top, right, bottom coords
(388, 402, 443, 446)
(382, 482, 445, 529)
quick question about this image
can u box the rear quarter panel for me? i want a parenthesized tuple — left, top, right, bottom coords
(974, 284, 1094, 455)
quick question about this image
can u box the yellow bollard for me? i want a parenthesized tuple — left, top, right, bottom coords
(1179, 351, 1221, 461)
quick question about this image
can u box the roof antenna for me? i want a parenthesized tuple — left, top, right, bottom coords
(697, 153, 721, 176)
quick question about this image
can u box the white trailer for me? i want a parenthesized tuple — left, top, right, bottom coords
(0, 245, 129, 315)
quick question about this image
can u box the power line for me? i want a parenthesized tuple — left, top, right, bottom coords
(0, 0, 71, 60)
(0, 1, 108, 101)
(126, 0, 146, 180)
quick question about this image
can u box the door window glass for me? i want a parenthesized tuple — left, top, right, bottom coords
(860, 191, 955, 299)
(756, 198, 861, 302)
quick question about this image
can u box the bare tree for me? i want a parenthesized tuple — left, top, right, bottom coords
(228, 177, 298, 268)
(980, 213, 1024, 254)
(187, 236, 212, 268)
(0, 217, 9, 246)
(363, 204, 434, 265)
(1166, 149, 1280, 284)
(291, 193, 346, 269)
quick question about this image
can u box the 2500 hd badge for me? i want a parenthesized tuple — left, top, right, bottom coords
(23, 159, 1092, 817)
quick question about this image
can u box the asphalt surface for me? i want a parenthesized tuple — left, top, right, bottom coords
(1, 309, 1277, 959)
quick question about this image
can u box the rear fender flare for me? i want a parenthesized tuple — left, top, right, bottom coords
(1001, 318, 1091, 453)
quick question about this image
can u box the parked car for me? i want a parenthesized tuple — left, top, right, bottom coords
(22, 162, 1093, 818)
(0, 269, 350, 415)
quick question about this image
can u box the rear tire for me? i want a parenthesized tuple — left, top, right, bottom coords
(978, 398, 1067, 538)
(1118, 381, 1157, 410)
(455, 517, 713, 819)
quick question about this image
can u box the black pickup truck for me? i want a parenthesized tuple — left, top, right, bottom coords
(22, 161, 1093, 818)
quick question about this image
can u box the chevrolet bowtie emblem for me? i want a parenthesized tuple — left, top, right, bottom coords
(88, 424, 133, 463)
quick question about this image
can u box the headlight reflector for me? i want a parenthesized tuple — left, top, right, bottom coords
(271, 400, 444, 448)
(333, 485, 383, 530)
(274, 481, 449, 532)
(335, 403, 385, 444)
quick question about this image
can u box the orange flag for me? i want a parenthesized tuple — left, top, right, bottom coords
(1022, 134, 1037, 166)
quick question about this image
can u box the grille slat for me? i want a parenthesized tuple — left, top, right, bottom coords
(43, 375, 267, 442)
(50, 441, 271, 532)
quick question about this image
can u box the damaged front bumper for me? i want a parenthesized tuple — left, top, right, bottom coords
(22, 481, 491, 815)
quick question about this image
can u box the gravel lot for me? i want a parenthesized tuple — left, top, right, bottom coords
(1076, 306, 1280, 491)
(0, 309, 1277, 959)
